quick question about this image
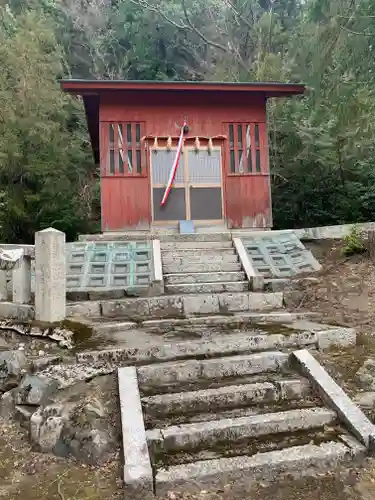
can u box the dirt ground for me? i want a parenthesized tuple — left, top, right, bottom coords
(3, 418, 375, 500)
(2, 239, 375, 499)
(289, 240, 371, 333)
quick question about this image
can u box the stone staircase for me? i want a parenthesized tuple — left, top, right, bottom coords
(161, 235, 249, 294)
(109, 314, 373, 498)
(139, 354, 363, 496)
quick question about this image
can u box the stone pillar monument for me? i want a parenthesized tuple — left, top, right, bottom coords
(35, 228, 66, 323)
(13, 257, 32, 303)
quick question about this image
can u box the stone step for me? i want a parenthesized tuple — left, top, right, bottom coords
(165, 281, 249, 294)
(147, 407, 337, 454)
(67, 291, 284, 320)
(78, 232, 233, 242)
(91, 321, 137, 334)
(90, 311, 314, 334)
(76, 330, 318, 366)
(162, 248, 236, 259)
(163, 254, 239, 265)
(157, 232, 233, 242)
(163, 247, 236, 255)
(137, 351, 289, 388)
(139, 311, 321, 330)
(164, 271, 246, 285)
(161, 241, 234, 250)
(154, 439, 365, 495)
(142, 379, 311, 419)
(148, 399, 324, 430)
(162, 261, 241, 274)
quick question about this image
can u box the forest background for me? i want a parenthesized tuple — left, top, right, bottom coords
(0, 0, 374, 242)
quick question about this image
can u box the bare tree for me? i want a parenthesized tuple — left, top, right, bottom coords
(128, 0, 285, 79)
(60, 0, 124, 78)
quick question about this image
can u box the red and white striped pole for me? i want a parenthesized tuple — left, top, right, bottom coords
(160, 121, 186, 206)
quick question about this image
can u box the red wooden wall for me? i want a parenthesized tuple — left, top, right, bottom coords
(99, 90, 272, 231)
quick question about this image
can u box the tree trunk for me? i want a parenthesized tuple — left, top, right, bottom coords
(368, 230, 375, 259)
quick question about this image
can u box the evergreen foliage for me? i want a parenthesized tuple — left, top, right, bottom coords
(0, 0, 375, 241)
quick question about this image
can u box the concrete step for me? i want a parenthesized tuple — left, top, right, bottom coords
(68, 291, 284, 320)
(147, 399, 324, 429)
(78, 232, 233, 242)
(164, 271, 246, 285)
(163, 254, 239, 265)
(91, 321, 136, 334)
(137, 351, 290, 390)
(118, 337, 366, 497)
(142, 378, 311, 419)
(77, 330, 319, 366)
(139, 311, 321, 330)
(161, 241, 234, 250)
(157, 232, 233, 242)
(147, 407, 337, 454)
(162, 261, 241, 274)
(154, 438, 365, 495)
(162, 248, 236, 259)
(89, 311, 315, 334)
(165, 281, 249, 294)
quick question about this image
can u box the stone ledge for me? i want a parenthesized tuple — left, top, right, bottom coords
(294, 222, 375, 240)
(140, 311, 320, 329)
(118, 366, 154, 496)
(75, 324, 354, 367)
(76, 331, 317, 366)
(293, 349, 375, 447)
(148, 408, 336, 453)
(316, 327, 356, 350)
(155, 439, 364, 495)
(137, 351, 289, 387)
(66, 292, 284, 320)
(233, 238, 264, 291)
(0, 302, 35, 321)
(142, 379, 311, 417)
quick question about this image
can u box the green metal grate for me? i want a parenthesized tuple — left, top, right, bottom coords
(65, 241, 153, 291)
(242, 232, 321, 278)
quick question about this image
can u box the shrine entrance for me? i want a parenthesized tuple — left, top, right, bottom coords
(151, 147, 224, 224)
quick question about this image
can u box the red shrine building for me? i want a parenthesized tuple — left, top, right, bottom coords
(61, 80, 305, 232)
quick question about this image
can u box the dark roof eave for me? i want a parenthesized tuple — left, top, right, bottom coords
(60, 79, 306, 97)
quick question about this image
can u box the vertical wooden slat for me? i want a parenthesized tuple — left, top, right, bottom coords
(136, 124, 142, 174)
(226, 131, 231, 175)
(241, 124, 246, 173)
(234, 123, 240, 174)
(132, 123, 137, 176)
(118, 123, 124, 174)
(124, 123, 133, 175)
(248, 123, 253, 173)
(250, 123, 256, 174)
(100, 122, 108, 176)
(125, 122, 129, 174)
(141, 133, 147, 175)
(142, 132, 147, 175)
(254, 123, 263, 174)
(242, 123, 250, 173)
(223, 123, 231, 176)
(113, 123, 119, 175)
(236, 124, 242, 173)
(227, 124, 234, 173)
